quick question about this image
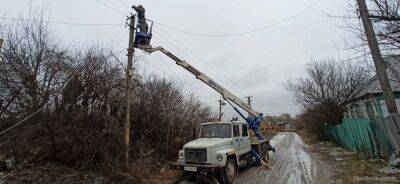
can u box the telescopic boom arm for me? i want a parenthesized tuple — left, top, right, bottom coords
(140, 46, 261, 117)
(138, 44, 268, 166)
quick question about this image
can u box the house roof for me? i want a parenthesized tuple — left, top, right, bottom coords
(353, 56, 400, 99)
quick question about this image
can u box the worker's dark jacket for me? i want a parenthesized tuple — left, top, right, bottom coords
(133, 6, 145, 22)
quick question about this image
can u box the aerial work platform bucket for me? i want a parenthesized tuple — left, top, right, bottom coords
(134, 19, 153, 48)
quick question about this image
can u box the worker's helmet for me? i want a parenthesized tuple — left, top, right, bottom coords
(138, 4, 143, 8)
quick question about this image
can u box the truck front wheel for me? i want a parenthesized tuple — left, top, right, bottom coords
(220, 158, 238, 184)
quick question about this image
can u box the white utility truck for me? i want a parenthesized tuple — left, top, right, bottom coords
(134, 19, 275, 184)
(173, 121, 272, 183)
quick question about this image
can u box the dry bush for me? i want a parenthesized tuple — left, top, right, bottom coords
(0, 11, 214, 177)
(132, 76, 215, 159)
(293, 108, 326, 142)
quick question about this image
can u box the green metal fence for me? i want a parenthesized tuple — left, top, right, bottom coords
(323, 118, 394, 160)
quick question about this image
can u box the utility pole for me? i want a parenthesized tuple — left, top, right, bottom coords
(218, 96, 226, 121)
(124, 14, 135, 169)
(356, 0, 398, 114)
(245, 96, 253, 117)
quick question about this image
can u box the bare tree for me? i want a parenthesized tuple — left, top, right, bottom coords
(286, 59, 370, 124)
(0, 10, 215, 178)
(0, 12, 67, 118)
(342, 0, 400, 57)
(368, 0, 400, 51)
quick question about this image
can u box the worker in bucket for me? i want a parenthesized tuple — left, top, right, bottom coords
(132, 4, 148, 33)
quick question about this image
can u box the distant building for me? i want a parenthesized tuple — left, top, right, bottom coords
(276, 121, 288, 126)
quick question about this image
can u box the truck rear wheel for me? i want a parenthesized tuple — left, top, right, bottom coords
(220, 158, 237, 184)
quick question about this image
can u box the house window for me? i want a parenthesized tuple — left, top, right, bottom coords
(365, 101, 374, 119)
(344, 107, 350, 118)
(354, 104, 362, 118)
(350, 105, 356, 118)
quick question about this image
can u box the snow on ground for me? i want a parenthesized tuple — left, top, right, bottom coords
(287, 134, 314, 184)
(180, 132, 319, 184)
(236, 132, 317, 184)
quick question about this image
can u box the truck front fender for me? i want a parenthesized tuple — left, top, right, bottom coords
(216, 149, 238, 166)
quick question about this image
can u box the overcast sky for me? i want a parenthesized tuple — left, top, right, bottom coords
(2, 0, 357, 119)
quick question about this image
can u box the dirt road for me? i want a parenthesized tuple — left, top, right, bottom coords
(181, 132, 327, 184)
(236, 132, 323, 184)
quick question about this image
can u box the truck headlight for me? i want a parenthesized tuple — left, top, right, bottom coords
(179, 152, 184, 160)
(216, 154, 223, 162)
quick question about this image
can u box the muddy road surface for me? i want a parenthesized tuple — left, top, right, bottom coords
(181, 132, 327, 184)
(236, 132, 322, 184)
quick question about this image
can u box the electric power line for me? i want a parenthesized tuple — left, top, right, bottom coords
(146, 40, 220, 97)
(153, 27, 250, 97)
(4, 0, 321, 37)
(154, 0, 323, 37)
(94, 0, 128, 16)
(151, 37, 198, 89)
(140, 55, 217, 98)
(116, 0, 130, 7)
(107, 25, 127, 47)
(153, 29, 243, 94)
(0, 17, 123, 26)
(0, 69, 80, 136)
(0, 106, 45, 136)
(153, 29, 193, 60)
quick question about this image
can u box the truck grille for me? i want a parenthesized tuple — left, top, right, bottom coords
(185, 148, 207, 163)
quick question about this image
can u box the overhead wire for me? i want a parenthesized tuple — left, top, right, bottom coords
(108, 26, 206, 96)
(0, 17, 123, 26)
(0, 2, 131, 136)
(0, 0, 257, 134)
(154, 0, 323, 37)
(152, 37, 203, 93)
(155, 51, 197, 93)
(116, 0, 130, 7)
(112, 30, 129, 50)
(94, 0, 128, 16)
(107, 25, 126, 47)
(151, 39, 220, 100)
(156, 26, 255, 89)
(0, 106, 45, 136)
(3, 0, 322, 37)
(0, 68, 80, 136)
(153, 30, 240, 95)
(139, 55, 217, 98)
(154, 27, 250, 97)
(153, 29, 192, 60)
(3, 0, 318, 118)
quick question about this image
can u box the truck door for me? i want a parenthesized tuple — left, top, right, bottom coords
(232, 124, 241, 154)
(240, 124, 251, 154)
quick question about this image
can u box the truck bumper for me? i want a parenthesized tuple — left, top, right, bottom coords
(170, 163, 222, 174)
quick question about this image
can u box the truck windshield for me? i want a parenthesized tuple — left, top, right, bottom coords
(199, 124, 231, 138)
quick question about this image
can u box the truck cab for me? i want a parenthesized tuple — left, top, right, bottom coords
(171, 121, 270, 184)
